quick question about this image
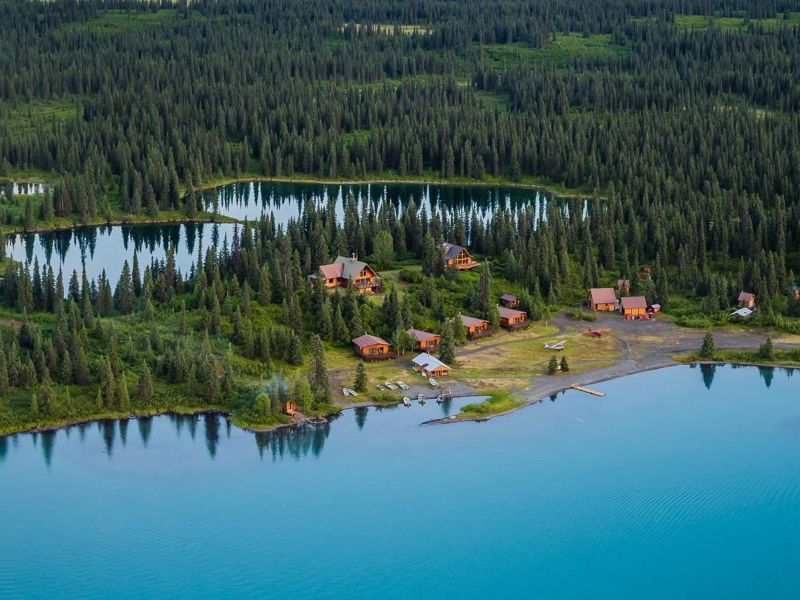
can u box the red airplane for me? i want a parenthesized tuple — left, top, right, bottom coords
(584, 327, 608, 338)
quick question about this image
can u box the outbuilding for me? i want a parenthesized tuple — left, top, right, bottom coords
(737, 291, 757, 309)
(411, 353, 451, 378)
(499, 294, 519, 308)
(588, 288, 617, 311)
(620, 296, 648, 319)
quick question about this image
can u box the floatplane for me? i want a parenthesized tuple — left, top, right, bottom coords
(544, 340, 566, 350)
(584, 327, 608, 338)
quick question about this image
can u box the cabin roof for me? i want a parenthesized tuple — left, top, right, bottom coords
(411, 352, 451, 372)
(589, 287, 617, 305)
(497, 306, 525, 319)
(620, 296, 647, 310)
(319, 262, 344, 280)
(738, 291, 756, 302)
(334, 255, 373, 280)
(442, 242, 467, 260)
(460, 314, 488, 327)
(352, 334, 388, 349)
(406, 327, 439, 342)
(500, 293, 517, 302)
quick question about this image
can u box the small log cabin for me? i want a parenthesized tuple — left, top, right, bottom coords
(460, 315, 490, 339)
(499, 294, 519, 308)
(316, 255, 380, 293)
(616, 278, 631, 295)
(498, 306, 527, 330)
(620, 296, 648, 319)
(283, 400, 298, 416)
(407, 327, 440, 352)
(588, 288, 618, 311)
(411, 352, 451, 378)
(352, 334, 393, 360)
(737, 291, 757, 309)
(442, 242, 480, 270)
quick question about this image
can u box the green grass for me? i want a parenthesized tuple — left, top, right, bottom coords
(482, 34, 629, 69)
(674, 12, 800, 30)
(457, 391, 522, 420)
(0, 97, 80, 135)
(474, 89, 512, 111)
(60, 8, 180, 33)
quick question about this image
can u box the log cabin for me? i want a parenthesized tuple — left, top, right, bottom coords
(499, 294, 519, 308)
(442, 242, 480, 270)
(459, 315, 491, 339)
(616, 278, 631, 295)
(737, 291, 757, 309)
(316, 255, 380, 293)
(411, 352, 451, 378)
(352, 334, 393, 360)
(283, 400, 298, 416)
(620, 296, 648, 319)
(498, 306, 527, 330)
(406, 327, 441, 352)
(588, 288, 617, 311)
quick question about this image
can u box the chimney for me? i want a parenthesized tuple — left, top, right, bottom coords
(351, 253, 357, 262)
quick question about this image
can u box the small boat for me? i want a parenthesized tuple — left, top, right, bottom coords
(436, 394, 444, 404)
(402, 397, 411, 407)
(428, 378, 438, 387)
(348, 389, 358, 398)
(376, 384, 386, 391)
(397, 381, 409, 390)
(417, 393, 426, 405)
(384, 382, 397, 391)
(342, 388, 350, 397)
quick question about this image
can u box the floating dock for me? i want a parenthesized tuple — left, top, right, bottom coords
(570, 384, 606, 397)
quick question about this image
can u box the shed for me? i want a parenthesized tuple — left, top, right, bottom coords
(588, 288, 617, 311)
(737, 291, 757, 309)
(411, 352, 451, 378)
(620, 296, 648, 318)
(499, 294, 519, 308)
(283, 400, 298, 416)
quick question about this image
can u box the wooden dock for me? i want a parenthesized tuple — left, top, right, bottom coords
(570, 384, 606, 397)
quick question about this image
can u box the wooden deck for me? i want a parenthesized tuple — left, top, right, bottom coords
(570, 384, 606, 397)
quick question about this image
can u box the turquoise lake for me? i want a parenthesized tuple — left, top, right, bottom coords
(1, 365, 799, 599)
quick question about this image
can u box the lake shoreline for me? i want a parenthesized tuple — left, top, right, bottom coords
(193, 174, 595, 200)
(426, 357, 800, 427)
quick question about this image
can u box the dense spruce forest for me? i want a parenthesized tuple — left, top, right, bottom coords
(1, 0, 800, 432)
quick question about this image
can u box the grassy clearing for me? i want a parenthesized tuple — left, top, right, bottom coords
(482, 34, 629, 69)
(456, 325, 621, 390)
(674, 13, 800, 30)
(60, 8, 179, 33)
(474, 89, 512, 111)
(457, 390, 522, 420)
(0, 97, 80, 135)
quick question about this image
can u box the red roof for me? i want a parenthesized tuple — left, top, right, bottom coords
(319, 263, 344, 279)
(500, 294, 517, 302)
(738, 291, 756, 303)
(497, 306, 525, 319)
(407, 328, 439, 342)
(589, 288, 617, 305)
(620, 296, 647, 310)
(460, 315, 488, 328)
(352, 334, 388, 349)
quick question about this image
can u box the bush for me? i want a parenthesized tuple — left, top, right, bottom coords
(568, 307, 597, 322)
(398, 269, 423, 284)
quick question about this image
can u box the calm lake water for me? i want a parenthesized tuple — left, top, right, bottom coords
(201, 180, 580, 222)
(1, 365, 799, 599)
(5, 181, 583, 288)
(5, 222, 237, 288)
